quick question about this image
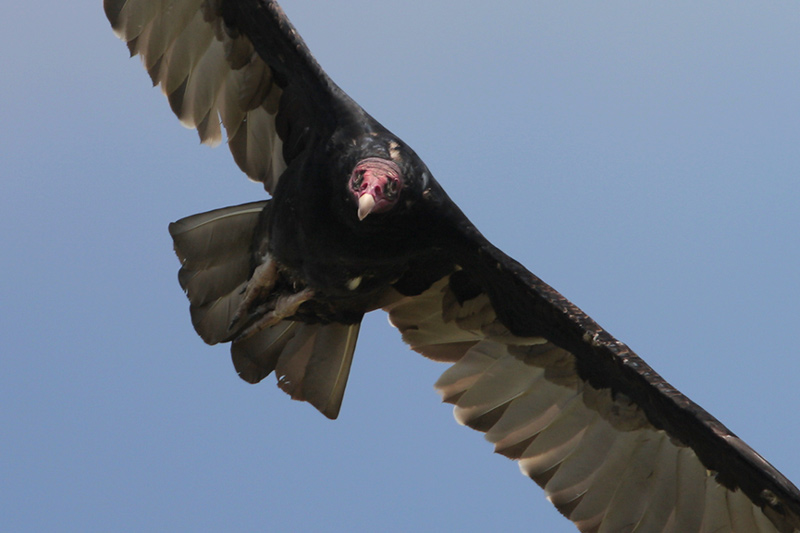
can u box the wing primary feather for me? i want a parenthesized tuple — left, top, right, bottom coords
(106, 0, 316, 193)
(434, 345, 498, 405)
(700, 480, 733, 532)
(543, 417, 616, 509)
(486, 377, 575, 454)
(453, 347, 545, 425)
(727, 486, 761, 533)
(568, 431, 644, 530)
(671, 446, 707, 532)
(630, 435, 679, 532)
(516, 395, 595, 480)
(596, 433, 662, 533)
(107, 3, 800, 530)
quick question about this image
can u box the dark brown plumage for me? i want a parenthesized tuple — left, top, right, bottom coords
(106, 1, 800, 530)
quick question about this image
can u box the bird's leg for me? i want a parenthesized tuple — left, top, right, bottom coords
(230, 256, 278, 329)
(234, 288, 315, 341)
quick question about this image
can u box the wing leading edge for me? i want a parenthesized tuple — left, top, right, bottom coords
(106, 1, 800, 531)
(384, 236, 800, 532)
(104, 0, 340, 193)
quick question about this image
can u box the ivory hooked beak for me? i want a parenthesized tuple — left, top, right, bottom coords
(357, 194, 376, 221)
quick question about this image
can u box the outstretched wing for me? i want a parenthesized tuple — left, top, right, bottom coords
(104, 0, 339, 193)
(385, 242, 800, 532)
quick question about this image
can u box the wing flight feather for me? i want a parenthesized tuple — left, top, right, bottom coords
(107, 2, 800, 530)
(386, 272, 800, 532)
(104, 0, 340, 193)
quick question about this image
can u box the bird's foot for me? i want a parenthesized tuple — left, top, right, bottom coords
(234, 288, 315, 342)
(229, 256, 279, 330)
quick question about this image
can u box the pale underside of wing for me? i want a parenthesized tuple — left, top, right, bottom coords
(385, 277, 784, 533)
(105, 0, 286, 192)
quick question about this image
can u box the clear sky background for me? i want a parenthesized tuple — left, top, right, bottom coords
(2, 2, 799, 531)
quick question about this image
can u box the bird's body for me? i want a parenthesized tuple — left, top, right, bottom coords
(105, 1, 800, 530)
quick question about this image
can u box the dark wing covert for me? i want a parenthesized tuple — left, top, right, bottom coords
(385, 233, 800, 532)
(104, 0, 338, 193)
(105, 1, 800, 531)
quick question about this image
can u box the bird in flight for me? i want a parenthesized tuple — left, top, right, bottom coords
(104, 1, 800, 531)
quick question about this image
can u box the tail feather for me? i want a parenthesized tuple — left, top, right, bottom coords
(169, 201, 267, 344)
(170, 201, 266, 269)
(232, 320, 300, 383)
(233, 320, 360, 419)
(188, 282, 248, 344)
(300, 322, 360, 419)
(273, 322, 360, 419)
(170, 201, 362, 419)
(178, 260, 250, 308)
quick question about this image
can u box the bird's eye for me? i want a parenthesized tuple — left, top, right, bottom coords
(352, 172, 363, 189)
(385, 179, 398, 197)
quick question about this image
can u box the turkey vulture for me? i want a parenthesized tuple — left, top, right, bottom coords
(104, 1, 800, 531)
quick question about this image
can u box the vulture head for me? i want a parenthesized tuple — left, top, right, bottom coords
(349, 157, 405, 220)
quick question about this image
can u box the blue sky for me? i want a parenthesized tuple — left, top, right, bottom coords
(2, 2, 799, 531)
